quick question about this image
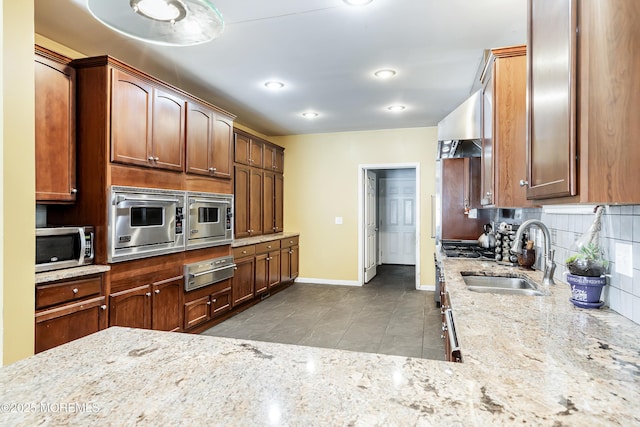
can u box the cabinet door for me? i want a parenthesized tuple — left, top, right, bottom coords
(249, 168, 263, 236)
(274, 173, 284, 233)
(254, 253, 269, 295)
(264, 144, 276, 171)
(151, 276, 183, 332)
(151, 88, 185, 171)
(109, 284, 152, 329)
(481, 69, 494, 206)
(249, 139, 264, 168)
(232, 256, 255, 306)
(280, 247, 291, 282)
(186, 101, 214, 176)
(184, 295, 211, 330)
(263, 171, 275, 234)
(290, 245, 299, 279)
(110, 69, 153, 168)
(527, 0, 577, 199)
(35, 296, 107, 353)
(234, 133, 251, 165)
(274, 148, 284, 174)
(441, 158, 484, 240)
(234, 165, 251, 238)
(211, 287, 232, 317)
(211, 116, 233, 179)
(267, 250, 281, 289)
(35, 52, 76, 202)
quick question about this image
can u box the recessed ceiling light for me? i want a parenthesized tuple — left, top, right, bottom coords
(87, 0, 225, 46)
(343, 0, 373, 5)
(374, 69, 396, 79)
(264, 81, 285, 90)
(302, 112, 319, 119)
(387, 105, 406, 112)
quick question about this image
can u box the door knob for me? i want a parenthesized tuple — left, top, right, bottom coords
(519, 179, 529, 187)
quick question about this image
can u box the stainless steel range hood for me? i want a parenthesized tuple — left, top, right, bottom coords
(437, 90, 482, 159)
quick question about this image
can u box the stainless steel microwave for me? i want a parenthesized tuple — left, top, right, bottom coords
(186, 192, 233, 250)
(108, 186, 186, 263)
(35, 226, 94, 273)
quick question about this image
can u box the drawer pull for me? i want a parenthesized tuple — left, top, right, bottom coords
(72, 288, 79, 294)
(212, 299, 217, 303)
(207, 301, 211, 305)
(155, 289, 161, 294)
(145, 292, 151, 297)
(100, 305, 107, 310)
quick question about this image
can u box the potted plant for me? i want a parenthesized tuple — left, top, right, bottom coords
(564, 206, 608, 308)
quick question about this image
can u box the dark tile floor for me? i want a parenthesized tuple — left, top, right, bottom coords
(202, 265, 445, 360)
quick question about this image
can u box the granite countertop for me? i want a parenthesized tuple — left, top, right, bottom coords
(3, 255, 639, 425)
(232, 232, 299, 247)
(36, 265, 111, 284)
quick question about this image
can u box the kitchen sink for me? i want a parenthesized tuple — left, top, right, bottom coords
(461, 273, 546, 296)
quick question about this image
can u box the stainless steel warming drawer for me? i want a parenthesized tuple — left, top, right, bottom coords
(184, 255, 235, 292)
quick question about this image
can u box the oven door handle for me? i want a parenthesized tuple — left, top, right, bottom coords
(189, 263, 236, 278)
(114, 195, 181, 205)
(189, 198, 231, 206)
(76, 227, 86, 265)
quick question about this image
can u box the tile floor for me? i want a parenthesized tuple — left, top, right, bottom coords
(202, 265, 445, 360)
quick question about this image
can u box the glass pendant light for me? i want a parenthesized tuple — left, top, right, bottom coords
(87, 0, 225, 46)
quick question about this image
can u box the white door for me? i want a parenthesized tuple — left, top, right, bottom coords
(380, 178, 416, 265)
(364, 170, 378, 283)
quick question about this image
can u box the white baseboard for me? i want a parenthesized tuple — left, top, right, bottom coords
(294, 277, 361, 287)
(417, 284, 435, 291)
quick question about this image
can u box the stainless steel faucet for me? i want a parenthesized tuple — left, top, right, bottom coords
(511, 219, 556, 285)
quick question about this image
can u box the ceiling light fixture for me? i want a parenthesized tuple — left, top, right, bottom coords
(302, 112, 319, 119)
(264, 81, 285, 90)
(387, 105, 406, 112)
(374, 69, 396, 79)
(87, 0, 225, 46)
(343, 0, 373, 5)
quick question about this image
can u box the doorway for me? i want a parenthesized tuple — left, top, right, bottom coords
(358, 163, 420, 288)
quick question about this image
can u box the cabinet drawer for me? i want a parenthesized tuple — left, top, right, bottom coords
(280, 236, 299, 248)
(184, 295, 211, 330)
(36, 276, 102, 309)
(211, 287, 232, 317)
(256, 240, 280, 254)
(233, 245, 255, 259)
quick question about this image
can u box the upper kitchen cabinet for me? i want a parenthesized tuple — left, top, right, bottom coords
(527, 0, 640, 203)
(186, 100, 234, 180)
(264, 144, 285, 174)
(480, 45, 534, 208)
(234, 131, 264, 168)
(35, 46, 77, 203)
(111, 68, 184, 172)
(440, 158, 484, 240)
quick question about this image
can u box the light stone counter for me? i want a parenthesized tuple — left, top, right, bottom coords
(232, 232, 299, 247)
(2, 257, 639, 426)
(36, 265, 111, 284)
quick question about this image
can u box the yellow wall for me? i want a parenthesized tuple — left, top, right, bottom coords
(273, 127, 438, 287)
(2, 0, 35, 365)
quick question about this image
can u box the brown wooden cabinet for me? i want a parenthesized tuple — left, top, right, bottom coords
(234, 165, 263, 238)
(183, 283, 232, 330)
(111, 68, 184, 171)
(264, 144, 285, 173)
(35, 46, 77, 203)
(35, 274, 107, 353)
(440, 158, 484, 240)
(109, 275, 183, 331)
(234, 132, 263, 168)
(527, 0, 640, 203)
(262, 172, 284, 234)
(480, 45, 533, 208)
(231, 253, 255, 306)
(280, 236, 299, 283)
(255, 241, 281, 292)
(186, 100, 233, 179)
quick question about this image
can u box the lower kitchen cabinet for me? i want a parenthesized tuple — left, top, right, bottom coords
(231, 254, 255, 306)
(35, 274, 107, 354)
(280, 236, 299, 283)
(109, 275, 183, 332)
(183, 282, 232, 330)
(255, 241, 281, 293)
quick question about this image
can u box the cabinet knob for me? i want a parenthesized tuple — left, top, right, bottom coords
(147, 156, 154, 162)
(234, 266, 238, 270)
(485, 191, 492, 197)
(208, 167, 217, 173)
(207, 301, 212, 305)
(242, 250, 247, 254)
(72, 288, 79, 294)
(145, 292, 151, 297)
(519, 179, 529, 187)
(154, 157, 160, 162)
(71, 188, 78, 194)
(267, 245, 271, 249)
(100, 305, 107, 311)
(155, 289, 160, 294)
(212, 298, 217, 303)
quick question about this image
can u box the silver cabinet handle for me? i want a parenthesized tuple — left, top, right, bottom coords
(519, 180, 529, 187)
(207, 301, 211, 305)
(147, 156, 154, 162)
(154, 157, 159, 162)
(72, 288, 79, 294)
(100, 305, 107, 310)
(208, 167, 217, 172)
(145, 292, 151, 297)
(212, 299, 217, 303)
(71, 188, 78, 194)
(155, 289, 160, 294)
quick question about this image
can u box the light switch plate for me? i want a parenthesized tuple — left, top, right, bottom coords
(335, 216, 343, 225)
(615, 243, 633, 277)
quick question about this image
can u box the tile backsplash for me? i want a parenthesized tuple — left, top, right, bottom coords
(490, 205, 640, 326)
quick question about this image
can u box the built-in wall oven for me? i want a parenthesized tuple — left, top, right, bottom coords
(108, 186, 186, 263)
(186, 192, 233, 250)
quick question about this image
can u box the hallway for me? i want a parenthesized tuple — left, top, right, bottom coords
(202, 265, 445, 360)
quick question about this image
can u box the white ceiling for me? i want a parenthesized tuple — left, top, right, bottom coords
(34, 0, 527, 136)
